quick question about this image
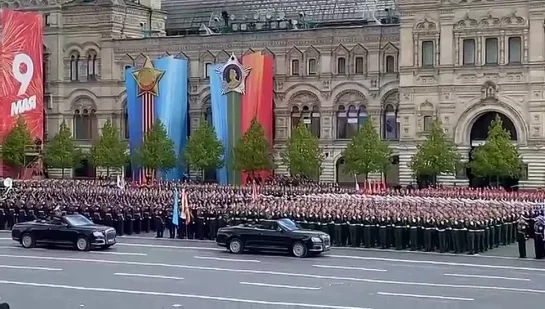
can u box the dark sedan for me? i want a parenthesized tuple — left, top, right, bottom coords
(216, 218, 331, 258)
(11, 214, 117, 251)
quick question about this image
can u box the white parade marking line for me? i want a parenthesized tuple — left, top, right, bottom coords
(239, 281, 321, 290)
(114, 273, 184, 280)
(0, 254, 544, 295)
(443, 273, 530, 281)
(328, 254, 545, 272)
(0, 238, 11, 240)
(0, 280, 371, 309)
(116, 243, 223, 251)
(91, 251, 147, 256)
(0, 265, 62, 271)
(377, 292, 474, 301)
(313, 265, 387, 272)
(0, 245, 146, 256)
(194, 256, 260, 263)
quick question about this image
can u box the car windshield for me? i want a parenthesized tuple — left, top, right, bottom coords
(64, 215, 93, 226)
(277, 219, 300, 231)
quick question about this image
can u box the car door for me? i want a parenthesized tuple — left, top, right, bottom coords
(32, 223, 52, 243)
(260, 223, 291, 250)
(241, 226, 265, 248)
(48, 221, 73, 245)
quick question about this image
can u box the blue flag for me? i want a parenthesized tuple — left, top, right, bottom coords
(172, 188, 179, 226)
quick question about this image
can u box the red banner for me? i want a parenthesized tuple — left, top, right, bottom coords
(241, 52, 274, 184)
(0, 10, 43, 142)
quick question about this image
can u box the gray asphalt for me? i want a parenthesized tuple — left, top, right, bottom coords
(0, 234, 544, 309)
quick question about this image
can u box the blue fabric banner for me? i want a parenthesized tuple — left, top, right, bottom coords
(172, 187, 179, 226)
(209, 64, 228, 185)
(154, 56, 189, 180)
(124, 67, 142, 181)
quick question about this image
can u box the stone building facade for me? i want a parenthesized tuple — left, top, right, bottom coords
(5, 0, 545, 187)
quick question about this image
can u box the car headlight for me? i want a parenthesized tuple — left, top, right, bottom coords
(93, 231, 104, 238)
(311, 237, 322, 243)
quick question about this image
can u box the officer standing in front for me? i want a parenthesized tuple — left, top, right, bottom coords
(155, 210, 165, 238)
(516, 216, 528, 258)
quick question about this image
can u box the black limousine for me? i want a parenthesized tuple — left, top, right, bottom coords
(11, 214, 117, 251)
(216, 218, 331, 258)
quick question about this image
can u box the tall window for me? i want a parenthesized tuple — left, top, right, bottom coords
(508, 37, 521, 64)
(291, 59, 300, 76)
(463, 39, 475, 65)
(485, 38, 498, 64)
(310, 106, 321, 138)
(74, 109, 97, 140)
(337, 57, 346, 74)
(290, 106, 301, 129)
(355, 57, 364, 74)
(423, 116, 433, 132)
(421, 41, 434, 66)
(308, 59, 317, 75)
(385, 55, 395, 73)
(204, 62, 212, 78)
(383, 104, 399, 140)
(336, 105, 347, 138)
(291, 106, 320, 137)
(337, 105, 366, 139)
(87, 51, 97, 80)
(204, 106, 213, 126)
(70, 54, 79, 81)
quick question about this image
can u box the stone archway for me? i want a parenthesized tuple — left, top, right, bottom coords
(470, 112, 517, 143)
(467, 111, 519, 189)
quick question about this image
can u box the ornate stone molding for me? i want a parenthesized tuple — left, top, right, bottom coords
(454, 11, 527, 32)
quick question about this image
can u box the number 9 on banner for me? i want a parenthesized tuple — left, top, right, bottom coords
(12, 53, 34, 96)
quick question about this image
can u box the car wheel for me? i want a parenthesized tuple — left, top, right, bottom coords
(21, 233, 35, 249)
(292, 242, 308, 258)
(228, 238, 244, 254)
(76, 236, 90, 251)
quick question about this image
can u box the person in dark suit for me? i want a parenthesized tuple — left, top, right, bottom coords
(0, 303, 10, 309)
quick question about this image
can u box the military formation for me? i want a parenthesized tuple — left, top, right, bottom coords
(0, 179, 544, 257)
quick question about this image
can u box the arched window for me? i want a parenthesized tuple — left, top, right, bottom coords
(358, 105, 368, 127)
(337, 105, 367, 139)
(385, 55, 395, 73)
(70, 53, 79, 81)
(308, 59, 317, 75)
(87, 51, 98, 80)
(291, 59, 300, 76)
(336, 105, 347, 139)
(202, 101, 214, 126)
(346, 105, 359, 138)
(74, 108, 97, 140)
(383, 104, 399, 140)
(204, 106, 213, 126)
(337, 57, 346, 74)
(300, 106, 320, 137)
(290, 106, 300, 129)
